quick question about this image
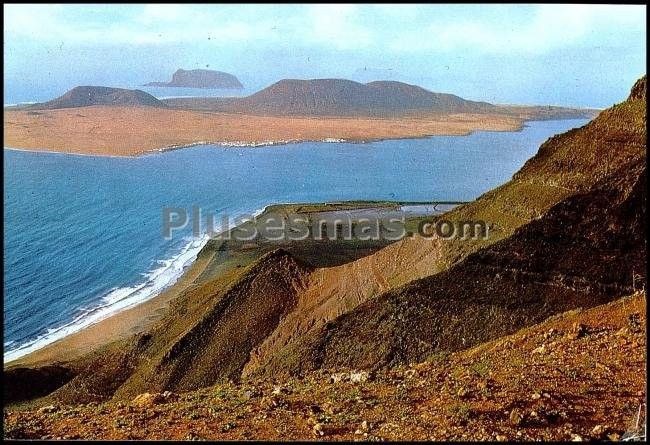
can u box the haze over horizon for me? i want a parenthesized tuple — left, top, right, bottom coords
(3, 4, 647, 108)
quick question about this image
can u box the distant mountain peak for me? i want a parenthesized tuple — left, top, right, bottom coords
(145, 68, 243, 89)
(31, 86, 166, 110)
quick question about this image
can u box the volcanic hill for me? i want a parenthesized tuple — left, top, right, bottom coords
(29, 86, 166, 110)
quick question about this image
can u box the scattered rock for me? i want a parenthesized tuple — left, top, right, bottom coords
(185, 432, 203, 441)
(567, 323, 587, 340)
(350, 371, 371, 383)
(544, 328, 558, 339)
(595, 362, 611, 372)
(260, 395, 285, 409)
(591, 424, 606, 437)
(509, 409, 524, 426)
(5, 292, 645, 441)
(329, 372, 348, 384)
(322, 402, 339, 416)
(616, 326, 629, 336)
(404, 369, 418, 379)
(220, 422, 236, 432)
(457, 387, 470, 398)
(271, 386, 287, 395)
(313, 423, 325, 436)
(162, 391, 178, 402)
(628, 312, 642, 332)
(308, 405, 322, 416)
(130, 392, 171, 407)
(37, 405, 58, 414)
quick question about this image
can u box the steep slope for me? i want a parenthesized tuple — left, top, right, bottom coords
(31, 86, 167, 110)
(145, 69, 243, 89)
(46, 250, 312, 404)
(309, 159, 645, 370)
(119, 249, 311, 397)
(5, 292, 645, 441)
(4, 365, 75, 404)
(239, 76, 647, 377)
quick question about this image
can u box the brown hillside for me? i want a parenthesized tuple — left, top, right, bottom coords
(308, 159, 645, 370)
(43, 249, 312, 404)
(4, 292, 645, 441)
(118, 249, 312, 397)
(238, 75, 646, 377)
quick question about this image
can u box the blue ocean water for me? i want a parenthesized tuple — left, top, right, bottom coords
(137, 85, 252, 100)
(3, 119, 588, 360)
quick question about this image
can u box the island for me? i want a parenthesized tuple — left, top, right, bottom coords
(145, 68, 243, 89)
(3, 79, 599, 157)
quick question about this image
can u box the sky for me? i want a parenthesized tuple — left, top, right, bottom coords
(3, 4, 647, 107)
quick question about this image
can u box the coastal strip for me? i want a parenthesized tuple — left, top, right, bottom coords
(5, 246, 218, 368)
(4, 106, 525, 157)
(5, 200, 456, 368)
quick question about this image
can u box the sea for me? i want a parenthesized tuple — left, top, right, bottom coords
(2, 90, 589, 361)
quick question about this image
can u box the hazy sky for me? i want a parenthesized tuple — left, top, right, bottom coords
(4, 4, 647, 107)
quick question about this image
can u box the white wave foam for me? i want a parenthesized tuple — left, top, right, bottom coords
(252, 206, 267, 218)
(215, 138, 351, 148)
(156, 95, 201, 99)
(154, 95, 245, 100)
(3, 234, 210, 363)
(3, 101, 36, 107)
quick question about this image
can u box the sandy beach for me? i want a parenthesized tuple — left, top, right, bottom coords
(5, 248, 217, 369)
(3, 106, 523, 157)
(4, 200, 438, 369)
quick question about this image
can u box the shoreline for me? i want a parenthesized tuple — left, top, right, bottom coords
(3, 127, 526, 159)
(4, 106, 530, 157)
(3, 231, 213, 364)
(4, 244, 218, 368)
(4, 199, 454, 368)
(3, 146, 135, 159)
(3, 118, 566, 160)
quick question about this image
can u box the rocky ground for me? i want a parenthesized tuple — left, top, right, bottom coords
(4, 292, 645, 441)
